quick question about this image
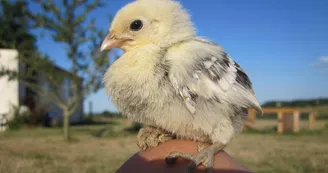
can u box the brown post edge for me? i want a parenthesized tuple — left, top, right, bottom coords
(248, 109, 256, 122)
(293, 111, 300, 133)
(277, 111, 284, 134)
(309, 111, 316, 130)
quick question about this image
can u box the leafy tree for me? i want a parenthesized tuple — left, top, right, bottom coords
(0, 0, 44, 106)
(0, 0, 114, 140)
(0, 0, 35, 51)
(27, 0, 114, 140)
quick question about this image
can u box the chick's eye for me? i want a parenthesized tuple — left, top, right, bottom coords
(130, 20, 143, 31)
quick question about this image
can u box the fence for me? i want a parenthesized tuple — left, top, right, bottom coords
(248, 108, 316, 133)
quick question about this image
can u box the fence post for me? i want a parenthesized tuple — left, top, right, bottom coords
(293, 110, 300, 132)
(309, 111, 316, 130)
(277, 111, 284, 134)
(248, 109, 256, 122)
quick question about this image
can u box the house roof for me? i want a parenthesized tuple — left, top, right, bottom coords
(0, 49, 84, 82)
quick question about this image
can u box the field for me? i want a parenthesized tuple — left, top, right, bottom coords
(0, 118, 328, 173)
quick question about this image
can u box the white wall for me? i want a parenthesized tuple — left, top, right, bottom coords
(0, 49, 83, 125)
(0, 49, 19, 119)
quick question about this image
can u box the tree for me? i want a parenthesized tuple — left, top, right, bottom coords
(27, 0, 113, 140)
(1, 0, 114, 140)
(0, 0, 43, 102)
(0, 0, 35, 51)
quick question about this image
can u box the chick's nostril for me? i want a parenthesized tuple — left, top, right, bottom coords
(107, 31, 117, 40)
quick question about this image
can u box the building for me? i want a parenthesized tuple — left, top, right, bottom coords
(0, 49, 84, 130)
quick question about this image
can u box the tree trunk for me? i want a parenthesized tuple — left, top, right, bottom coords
(63, 110, 70, 141)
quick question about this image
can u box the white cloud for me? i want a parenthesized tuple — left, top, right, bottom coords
(319, 56, 328, 63)
(312, 56, 328, 67)
(311, 56, 328, 72)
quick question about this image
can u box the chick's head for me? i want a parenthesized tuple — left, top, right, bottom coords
(101, 0, 195, 52)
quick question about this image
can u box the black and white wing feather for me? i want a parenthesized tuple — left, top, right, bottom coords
(166, 38, 262, 115)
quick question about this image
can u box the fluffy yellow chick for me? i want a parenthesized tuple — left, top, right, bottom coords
(101, 0, 262, 172)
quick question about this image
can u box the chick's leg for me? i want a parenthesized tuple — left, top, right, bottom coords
(197, 142, 211, 152)
(166, 142, 226, 173)
(137, 126, 174, 150)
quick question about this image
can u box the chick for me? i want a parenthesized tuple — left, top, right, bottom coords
(101, 0, 262, 172)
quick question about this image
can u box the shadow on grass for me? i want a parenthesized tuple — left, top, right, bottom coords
(91, 127, 136, 138)
(92, 127, 110, 137)
(124, 122, 143, 133)
(91, 122, 143, 138)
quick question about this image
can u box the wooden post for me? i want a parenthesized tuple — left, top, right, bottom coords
(309, 111, 316, 130)
(277, 111, 283, 134)
(248, 109, 256, 122)
(293, 111, 300, 132)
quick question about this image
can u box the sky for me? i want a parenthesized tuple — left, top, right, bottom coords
(29, 0, 328, 113)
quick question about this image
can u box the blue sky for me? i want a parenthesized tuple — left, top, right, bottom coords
(30, 0, 328, 113)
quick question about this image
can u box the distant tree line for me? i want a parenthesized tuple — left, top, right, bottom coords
(262, 98, 328, 108)
(91, 111, 123, 118)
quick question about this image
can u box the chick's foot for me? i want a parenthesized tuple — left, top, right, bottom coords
(137, 126, 174, 150)
(165, 142, 226, 173)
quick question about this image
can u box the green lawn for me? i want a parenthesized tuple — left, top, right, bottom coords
(0, 118, 327, 173)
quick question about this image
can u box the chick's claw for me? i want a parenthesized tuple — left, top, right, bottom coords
(165, 142, 226, 173)
(137, 126, 174, 150)
(166, 148, 215, 173)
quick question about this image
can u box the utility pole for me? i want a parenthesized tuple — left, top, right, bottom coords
(89, 101, 93, 116)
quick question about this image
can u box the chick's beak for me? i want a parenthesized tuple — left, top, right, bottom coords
(100, 32, 125, 52)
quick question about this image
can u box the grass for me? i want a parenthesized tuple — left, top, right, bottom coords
(315, 105, 328, 119)
(0, 117, 327, 173)
(250, 119, 327, 130)
(227, 131, 328, 173)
